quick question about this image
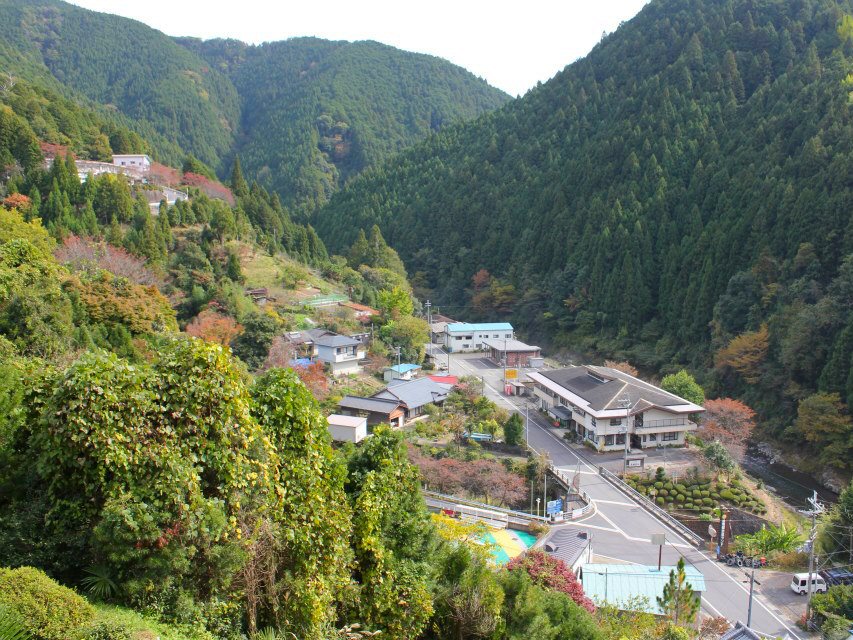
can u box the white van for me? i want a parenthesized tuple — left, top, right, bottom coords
(790, 573, 827, 595)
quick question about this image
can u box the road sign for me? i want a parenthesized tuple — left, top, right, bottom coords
(505, 368, 518, 379)
(546, 499, 563, 515)
(650, 533, 666, 546)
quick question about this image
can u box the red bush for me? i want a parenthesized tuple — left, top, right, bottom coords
(507, 549, 595, 612)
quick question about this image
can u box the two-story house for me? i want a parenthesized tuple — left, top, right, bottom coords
(286, 329, 366, 376)
(529, 365, 703, 451)
(443, 322, 514, 352)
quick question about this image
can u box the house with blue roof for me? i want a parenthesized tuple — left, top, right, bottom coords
(580, 563, 706, 615)
(443, 322, 514, 353)
(383, 363, 422, 382)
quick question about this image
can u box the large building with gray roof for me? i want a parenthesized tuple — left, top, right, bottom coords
(529, 365, 703, 452)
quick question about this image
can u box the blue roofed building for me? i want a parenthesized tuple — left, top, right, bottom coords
(580, 563, 706, 615)
(443, 322, 514, 352)
(384, 363, 422, 382)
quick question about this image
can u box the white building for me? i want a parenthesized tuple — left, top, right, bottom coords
(313, 332, 366, 376)
(112, 154, 151, 174)
(529, 365, 703, 452)
(327, 414, 368, 443)
(443, 322, 513, 352)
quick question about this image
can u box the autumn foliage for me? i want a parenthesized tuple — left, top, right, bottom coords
(507, 550, 595, 613)
(604, 360, 639, 376)
(2, 192, 31, 213)
(714, 324, 769, 383)
(185, 309, 244, 346)
(700, 397, 756, 459)
(409, 448, 526, 507)
(55, 235, 164, 287)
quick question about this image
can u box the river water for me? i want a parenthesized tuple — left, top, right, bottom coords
(741, 444, 838, 509)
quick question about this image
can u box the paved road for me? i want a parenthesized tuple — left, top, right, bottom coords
(434, 349, 803, 639)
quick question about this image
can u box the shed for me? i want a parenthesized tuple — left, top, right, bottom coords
(580, 563, 706, 615)
(327, 414, 368, 443)
(384, 363, 422, 382)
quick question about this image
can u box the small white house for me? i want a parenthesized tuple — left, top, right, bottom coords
(313, 332, 366, 376)
(383, 363, 421, 382)
(443, 322, 514, 352)
(111, 154, 151, 174)
(327, 414, 368, 443)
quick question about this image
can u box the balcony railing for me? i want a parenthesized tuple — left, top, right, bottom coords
(634, 418, 694, 430)
(336, 350, 366, 362)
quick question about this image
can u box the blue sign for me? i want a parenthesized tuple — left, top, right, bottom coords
(546, 499, 563, 515)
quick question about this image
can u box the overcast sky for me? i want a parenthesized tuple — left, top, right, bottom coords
(66, 1, 650, 96)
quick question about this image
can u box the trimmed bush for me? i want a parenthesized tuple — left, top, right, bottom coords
(82, 620, 134, 640)
(0, 567, 96, 640)
(654, 481, 664, 489)
(676, 494, 686, 503)
(664, 482, 674, 490)
(656, 497, 665, 506)
(701, 491, 710, 498)
(675, 484, 687, 493)
(711, 492, 721, 500)
(716, 482, 726, 491)
(692, 490, 702, 499)
(719, 489, 736, 501)
(659, 489, 669, 497)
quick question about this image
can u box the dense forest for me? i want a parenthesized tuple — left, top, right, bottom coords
(315, 0, 853, 479)
(180, 37, 510, 210)
(0, 0, 508, 205)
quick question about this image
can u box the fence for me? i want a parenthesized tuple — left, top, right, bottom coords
(550, 466, 596, 521)
(598, 467, 704, 547)
(424, 490, 547, 523)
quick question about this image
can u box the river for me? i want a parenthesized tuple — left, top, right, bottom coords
(741, 443, 838, 509)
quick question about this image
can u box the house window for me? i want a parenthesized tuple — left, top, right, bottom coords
(662, 432, 679, 442)
(574, 408, 586, 417)
(605, 435, 614, 446)
(455, 336, 462, 340)
(591, 417, 597, 427)
(505, 333, 512, 338)
(493, 334, 499, 338)
(610, 418, 622, 426)
(648, 433, 657, 441)
(465, 335, 473, 340)
(615, 433, 625, 445)
(634, 413, 644, 429)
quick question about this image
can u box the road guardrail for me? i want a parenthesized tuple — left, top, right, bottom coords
(598, 467, 704, 547)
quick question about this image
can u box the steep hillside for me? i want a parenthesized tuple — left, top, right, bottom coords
(315, 0, 853, 473)
(179, 37, 510, 208)
(0, 0, 240, 167)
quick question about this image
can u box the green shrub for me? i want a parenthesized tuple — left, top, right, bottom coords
(655, 467, 665, 481)
(701, 491, 710, 498)
(664, 482, 674, 490)
(719, 489, 736, 501)
(692, 490, 702, 499)
(0, 567, 96, 640)
(656, 497, 665, 506)
(659, 489, 669, 497)
(675, 484, 687, 493)
(81, 620, 133, 640)
(684, 501, 694, 509)
(654, 481, 664, 489)
(702, 498, 713, 506)
(715, 482, 726, 491)
(675, 494, 686, 503)
(711, 492, 721, 500)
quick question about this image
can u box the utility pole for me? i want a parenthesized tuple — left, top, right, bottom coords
(425, 299, 432, 351)
(394, 346, 401, 368)
(525, 405, 530, 448)
(618, 394, 632, 477)
(746, 561, 758, 627)
(804, 490, 824, 628)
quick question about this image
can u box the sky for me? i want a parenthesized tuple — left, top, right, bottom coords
(66, 1, 651, 96)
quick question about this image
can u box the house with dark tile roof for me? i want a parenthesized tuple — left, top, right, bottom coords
(529, 365, 703, 452)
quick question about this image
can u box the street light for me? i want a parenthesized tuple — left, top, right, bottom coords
(536, 497, 541, 518)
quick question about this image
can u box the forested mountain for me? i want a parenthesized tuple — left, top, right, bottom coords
(316, 0, 853, 475)
(0, 0, 240, 167)
(178, 37, 510, 209)
(0, 0, 509, 203)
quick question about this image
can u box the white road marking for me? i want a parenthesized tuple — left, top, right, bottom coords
(574, 523, 621, 534)
(593, 499, 639, 507)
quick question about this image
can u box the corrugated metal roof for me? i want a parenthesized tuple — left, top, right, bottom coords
(446, 322, 514, 333)
(581, 564, 705, 614)
(543, 528, 591, 567)
(389, 363, 421, 373)
(375, 377, 449, 409)
(339, 396, 401, 413)
(481, 337, 540, 352)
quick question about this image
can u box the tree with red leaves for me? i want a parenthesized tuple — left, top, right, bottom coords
(55, 235, 164, 287)
(293, 362, 329, 401)
(700, 397, 756, 459)
(185, 309, 244, 346)
(507, 549, 595, 612)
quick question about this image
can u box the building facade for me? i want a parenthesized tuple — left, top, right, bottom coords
(443, 322, 514, 352)
(529, 365, 703, 452)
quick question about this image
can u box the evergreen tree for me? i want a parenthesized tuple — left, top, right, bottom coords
(657, 558, 699, 625)
(230, 155, 249, 199)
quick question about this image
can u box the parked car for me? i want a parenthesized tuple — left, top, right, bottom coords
(790, 573, 827, 595)
(819, 568, 853, 587)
